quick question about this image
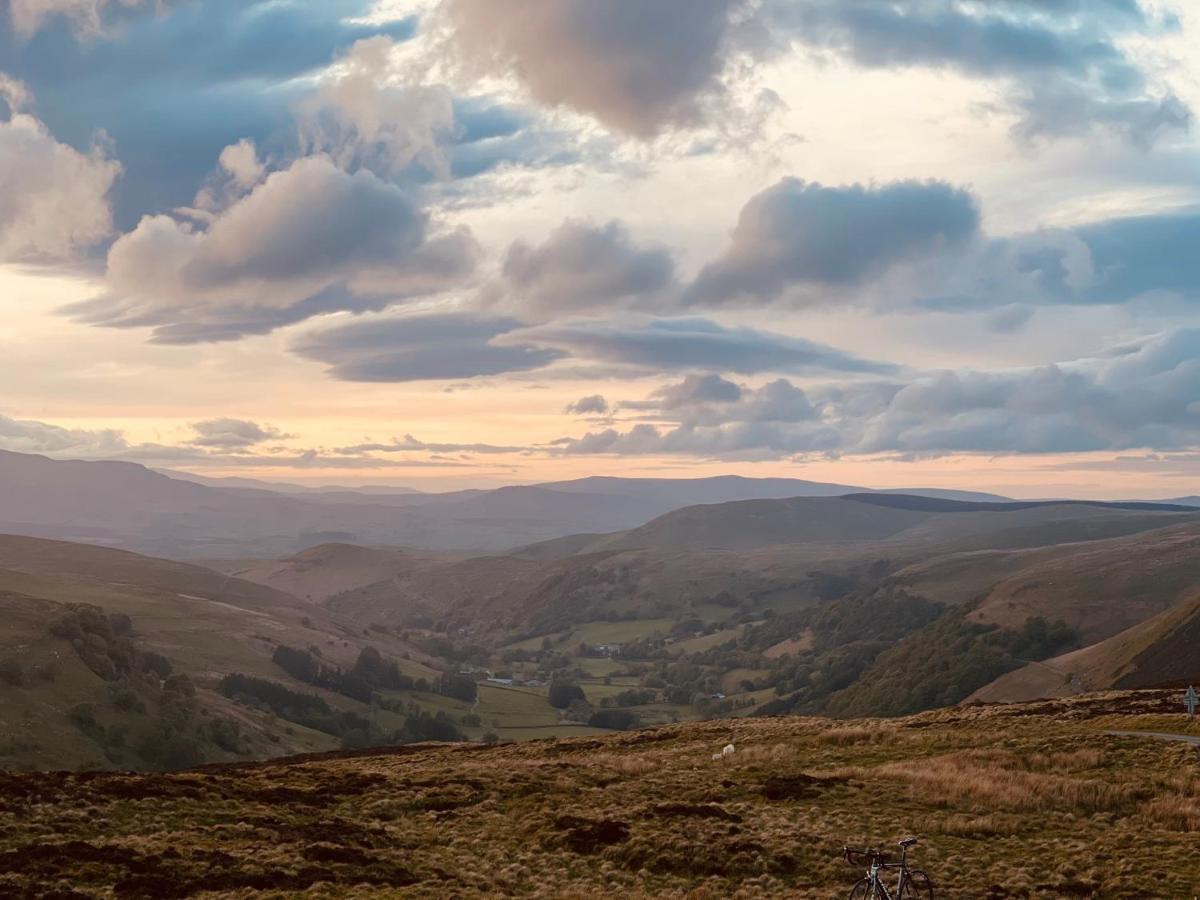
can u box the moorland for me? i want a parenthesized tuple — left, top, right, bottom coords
(1, 691, 1197, 897)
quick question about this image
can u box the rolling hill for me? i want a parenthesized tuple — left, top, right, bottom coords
(0, 534, 456, 771)
(0, 449, 1022, 558)
(966, 591, 1200, 704)
(514, 493, 1199, 557)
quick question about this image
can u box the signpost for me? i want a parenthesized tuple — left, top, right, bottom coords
(1186, 685, 1198, 716)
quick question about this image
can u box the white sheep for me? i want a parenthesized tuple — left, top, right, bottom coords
(711, 752, 723, 761)
(722, 742, 735, 758)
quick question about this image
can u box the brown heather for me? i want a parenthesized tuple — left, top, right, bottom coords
(0, 690, 1198, 898)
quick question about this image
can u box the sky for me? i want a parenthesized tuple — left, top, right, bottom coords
(4, 0, 1200, 497)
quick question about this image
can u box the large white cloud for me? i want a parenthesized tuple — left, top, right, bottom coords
(0, 98, 120, 261)
(297, 36, 457, 181)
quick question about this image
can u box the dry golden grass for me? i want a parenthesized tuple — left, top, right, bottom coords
(0, 689, 1197, 897)
(1141, 796, 1200, 832)
(816, 724, 899, 746)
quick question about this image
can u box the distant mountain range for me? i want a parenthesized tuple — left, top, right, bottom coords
(0, 448, 1013, 558)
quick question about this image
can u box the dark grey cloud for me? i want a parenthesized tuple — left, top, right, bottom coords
(497, 220, 676, 319)
(1075, 210, 1200, 304)
(439, 0, 748, 138)
(687, 177, 980, 305)
(292, 312, 564, 382)
(918, 209, 1200, 313)
(189, 418, 291, 450)
(553, 329, 1200, 458)
(511, 317, 898, 375)
(772, 0, 1188, 145)
(653, 374, 742, 409)
(68, 157, 480, 343)
(565, 395, 610, 416)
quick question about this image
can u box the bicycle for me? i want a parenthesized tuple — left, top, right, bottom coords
(842, 837, 935, 899)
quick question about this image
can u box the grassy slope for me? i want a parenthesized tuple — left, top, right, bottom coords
(202, 543, 454, 604)
(1, 691, 1198, 897)
(973, 590, 1200, 703)
(0, 536, 447, 770)
(965, 522, 1200, 643)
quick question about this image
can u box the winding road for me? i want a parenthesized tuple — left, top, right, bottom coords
(1105, 730, 1200, 746)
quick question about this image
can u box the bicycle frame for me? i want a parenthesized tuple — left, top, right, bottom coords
(852, 842, 918, 899)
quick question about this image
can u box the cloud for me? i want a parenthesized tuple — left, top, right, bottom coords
(216, 139, 265, 191)
(0, 412, 129, 455)
(336, 434, 530, 455)
(510, 317, 898, 375)
(292, 312, 564, 382)
(0, 0, 417, 229)
(915, 209, 1200, 313)
(553, 329, 1200, 458)
(687, 178, 979, 306)
(0, 98, 120, 261)
(565, 395, 610, 416)
(297, 36, 457, 182)
(653, 374, 742, 409)
(0, 410, 473, 469)
(189, 418, 291, 449)
(772, 0, 1189, 146)
(7, 0, 154, 36)
(438, 0, 1186, 147)
(69, 156, 479, 342)
(437, 0, 750, 137)
(495, 220, 676, 319)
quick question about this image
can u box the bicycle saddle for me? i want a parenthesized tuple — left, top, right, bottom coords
(898, 837, 919, 847)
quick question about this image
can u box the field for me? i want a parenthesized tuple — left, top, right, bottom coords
(2, 690, 1198, 898)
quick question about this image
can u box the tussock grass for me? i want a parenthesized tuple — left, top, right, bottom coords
(936, 813, 1023, 838)
(1141, 797, 1200, 832)
(872, 749, 1136, 814)
(0, 689, 1198, 897)
(816, 724, 898, 746)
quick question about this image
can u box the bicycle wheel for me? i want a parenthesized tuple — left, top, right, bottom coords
(848, 879, 885, 899)
(900, 869, 934, 900)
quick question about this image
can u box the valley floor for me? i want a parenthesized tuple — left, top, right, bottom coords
(2, 690, 1198, 898)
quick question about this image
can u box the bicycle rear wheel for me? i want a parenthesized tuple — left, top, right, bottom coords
(849, 879, 885, 899)
(900, 869, 934, 899)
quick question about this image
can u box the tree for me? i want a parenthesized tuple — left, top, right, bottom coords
(588, 709, 639, 731)
(548, 679, 585, 709)
(440, 673, 478, 703)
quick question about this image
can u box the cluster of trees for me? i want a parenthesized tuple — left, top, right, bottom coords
(48, 605, 173, 684)
(272, 644, 410, 702)
(587, 709, 639, 730)
(272, 644, 478, 705)
(220, 673, 463, 746)
(43, 605, 246, 769)
(68, 671, 242, 770)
